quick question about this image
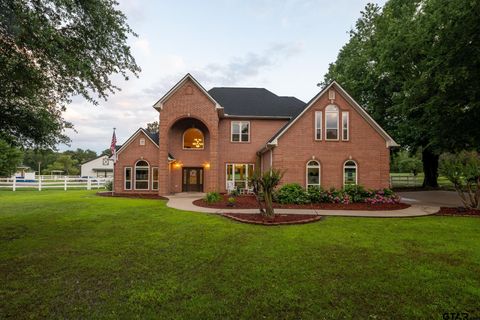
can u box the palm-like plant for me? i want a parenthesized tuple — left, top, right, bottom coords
(250, 169, 284, 217)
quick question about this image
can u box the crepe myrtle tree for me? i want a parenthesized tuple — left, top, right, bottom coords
(250, 169, 284, 217)
(439, 151, 480, 210)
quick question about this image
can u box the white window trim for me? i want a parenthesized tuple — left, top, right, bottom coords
(151, 166, 159, 190)
(343, 160, 358, 186)
(342, 112, 349, 141)
(124, 167, 132, 190)
(182, 128, 205, 150)
(230, 121, 250, 143)
(134, 160, 150, 191)
(225, 163, 254, 190)
(315, 111, 322, 141)
(306, 160, 321, 188)
(325, 105, 339, 141)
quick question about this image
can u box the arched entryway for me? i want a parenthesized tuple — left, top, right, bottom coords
(168, 117, 210, 193)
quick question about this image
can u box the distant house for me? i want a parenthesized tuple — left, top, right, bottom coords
(113, 73, 398, 195)
(81, 156, 113, 178)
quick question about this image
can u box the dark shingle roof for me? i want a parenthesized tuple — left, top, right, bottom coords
(208, 87, 305, 118)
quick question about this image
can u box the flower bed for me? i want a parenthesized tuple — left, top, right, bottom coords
(97, 191, 168, 200)
(436, 207, 480, 216)
(193, 194, 410, 210)
(222, 213, 322, 225)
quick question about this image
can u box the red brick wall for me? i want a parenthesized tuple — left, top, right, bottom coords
(273, 87, 390, 189)
(158, 78, 219, 194)
(113, 131, 159, 194)
(217, 118, 287, 192)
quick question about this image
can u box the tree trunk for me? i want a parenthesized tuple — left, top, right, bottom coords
(264, 191, 275, 217)
(422, 149, 439, 188)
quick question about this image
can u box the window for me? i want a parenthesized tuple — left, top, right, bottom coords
(124, 167, 132, 190)
(325, 105, 339, 140)
(183, 128, 204, 149)
(152, 167, 158, 190)
(342, 112, 349, 141)
(135, 160, 149, 190)
(315, 111, 322, 140)
(226, 163, 254, 190)
(231, 121, 250, 142)
(306, 160, 321, 188)
(344, 160, 358, 186)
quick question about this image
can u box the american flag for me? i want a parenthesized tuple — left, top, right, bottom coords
(110, 128, 117, 161)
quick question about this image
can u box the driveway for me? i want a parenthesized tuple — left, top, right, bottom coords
(398, 190, 462, 207)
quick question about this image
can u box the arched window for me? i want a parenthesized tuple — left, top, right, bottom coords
(135, 160, 149, 190)
(306, 160, 321, 188)
(344, 160, 358, 186)
(325, 105, 339, 140)
(183, 128, 204, 149)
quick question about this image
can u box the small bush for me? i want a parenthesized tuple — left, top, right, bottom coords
(227, 197, 236, 205)
(307, 186, 328, 203)
(104, 180, 113, 191)
(275, 183, 310, 204)
(343, 185, 371, 202)
(204, 192, 222, 204)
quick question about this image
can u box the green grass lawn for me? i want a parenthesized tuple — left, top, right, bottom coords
(1, 191, 479, 319)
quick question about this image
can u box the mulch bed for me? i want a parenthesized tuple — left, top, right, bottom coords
(435, 207, 480, 217)
(97, 191, 168, 200)
(222, 213, 323, 225)
(194, 195, 410, 211)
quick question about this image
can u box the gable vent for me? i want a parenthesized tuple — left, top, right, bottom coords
(328, 89, 335, 100)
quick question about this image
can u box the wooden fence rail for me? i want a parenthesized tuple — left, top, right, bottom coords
(0, 176, 111, 191)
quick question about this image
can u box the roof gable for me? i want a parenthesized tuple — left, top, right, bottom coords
(116, 128, 159, 155)
(152, 73, 223, 111)
(268, 81, 399, 148)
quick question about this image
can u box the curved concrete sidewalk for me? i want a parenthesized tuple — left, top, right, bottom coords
(165, 193, 439, 217)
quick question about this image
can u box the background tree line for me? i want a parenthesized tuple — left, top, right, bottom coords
(323, 0, 480, 187)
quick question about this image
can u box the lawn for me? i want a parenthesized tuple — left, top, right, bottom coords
(1, 191, 479, 319)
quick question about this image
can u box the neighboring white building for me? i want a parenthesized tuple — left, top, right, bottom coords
(81, 156, 113, 178)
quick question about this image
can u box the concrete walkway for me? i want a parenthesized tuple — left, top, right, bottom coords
(166, 192, 439, 218)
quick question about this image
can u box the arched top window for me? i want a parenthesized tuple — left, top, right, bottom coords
(306, 160, 321, 188)
(135, 160, 149, 190)
(344, 160, 358, 186)
(135, 160, 149, 167)
(325, 105, 339, 140)
(183, 128, 204, 149)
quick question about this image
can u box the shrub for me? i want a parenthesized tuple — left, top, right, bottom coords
(343, 185, 371, 203)
(227, 197, 236, 206)
(204, 192, 222, 204)
(440, 151, 480, 209)
(275, 183, 310, 204)
(104, 180, 113, 191)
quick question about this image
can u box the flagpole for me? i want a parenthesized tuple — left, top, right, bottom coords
(112, 128, 116, 194)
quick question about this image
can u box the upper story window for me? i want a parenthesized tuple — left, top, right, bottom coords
(183, 128, 204, 149)
(325, 105, 339, 140)
(231, 121, 250, 142)
(342, 112, 349, 141)
(315, 111, 322, 140)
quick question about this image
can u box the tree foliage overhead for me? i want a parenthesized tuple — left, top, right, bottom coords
(0, 0, 140, 148)
(324, 0, 480, 187)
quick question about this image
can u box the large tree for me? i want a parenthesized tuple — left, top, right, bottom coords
(0, 139, 23, 176)
(0, 0, 140, 148)
(324, 0, 480, 187)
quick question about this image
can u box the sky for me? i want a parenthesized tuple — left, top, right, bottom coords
(61, 0, 386, 153)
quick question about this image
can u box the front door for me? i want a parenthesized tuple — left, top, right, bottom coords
(182, 167, 203, 192)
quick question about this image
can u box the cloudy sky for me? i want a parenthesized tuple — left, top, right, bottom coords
(62, 0, 386, 153)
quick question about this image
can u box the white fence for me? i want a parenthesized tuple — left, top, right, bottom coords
(0, 176, 112, 191)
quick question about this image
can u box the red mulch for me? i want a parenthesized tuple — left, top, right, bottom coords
(194, 195, 410, 211)
(222, 213, 322, 225)
(436, 207, 480, 217)
(97, 191, 168, 200)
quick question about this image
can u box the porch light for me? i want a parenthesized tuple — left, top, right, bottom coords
(173, 161, 183, 169)
(204, 162, 210, 169)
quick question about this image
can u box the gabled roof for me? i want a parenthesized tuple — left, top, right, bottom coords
(264, 81, 399, 149)
(208, 87, 306, 118)
(152, 73, 223, 111)
(116, 128, 159, 155)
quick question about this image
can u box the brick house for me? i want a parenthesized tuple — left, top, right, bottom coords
(113, 74, 398, 195)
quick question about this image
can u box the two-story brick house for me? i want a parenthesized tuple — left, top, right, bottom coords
(113, 73, 398, 196)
